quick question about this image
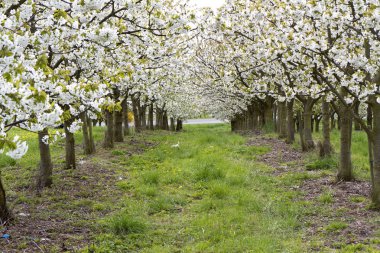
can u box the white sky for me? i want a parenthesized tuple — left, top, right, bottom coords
(189, 0, 225, 10)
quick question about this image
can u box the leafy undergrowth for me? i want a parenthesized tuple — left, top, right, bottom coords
(1, 125, 379, 252)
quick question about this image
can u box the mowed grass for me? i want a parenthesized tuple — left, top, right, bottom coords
(1, 124, 378, 252)
(85, 124, 305, 252)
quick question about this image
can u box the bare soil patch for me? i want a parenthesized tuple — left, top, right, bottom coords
(247, 136, 303, 171)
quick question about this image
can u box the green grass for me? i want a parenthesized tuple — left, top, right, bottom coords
(86, 124, 306, 252)
(1, 124, 378, 252)
(325, 221, 348, 233)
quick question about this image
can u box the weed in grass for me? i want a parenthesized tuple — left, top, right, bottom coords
(111, 150, 125, 156)
(318, 190, 334, 204)
(93, 203, 108, 211)
(148, 196, 174, 214)
(325, 221, 348, 233)
(137, 185, 158, 197)
(142, 171, 160, 185)
(193, 162, 225, 182)
(306, 157, 337, 171)
(116, 181, 132, 191)
(109, 213, 147, 235)
(209, 181, 230, 199)
(73, 199, 93, 209)
(227, 175, 247, 186)
(349, 196, 367, 203)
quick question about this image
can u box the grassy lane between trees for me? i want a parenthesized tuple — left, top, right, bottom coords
(0, 124, 379, 252)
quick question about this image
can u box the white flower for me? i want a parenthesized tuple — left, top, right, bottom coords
(68, 120, 82, 133)
(6, 137, 28, 160)
(42, 135, 50, 145)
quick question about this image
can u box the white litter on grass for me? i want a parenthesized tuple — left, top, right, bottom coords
(18, 213, 30, 217)
(171, 142, 180, 148)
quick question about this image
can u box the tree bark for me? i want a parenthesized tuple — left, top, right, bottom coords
(273, 104, 277, 132)
(331, 112, 336, 129)
(298, 110, 306, 151)
(82, 113, 95, 155)
(302, 99, 315, 151)
(264, 98, 274, 130)
(163, 111, 169, 130)
(315, 117, 321, 132)
(286, 99, 295, 143)
(278, 101, 287, 138)
(64, 119, 76, 170)
(122, 98, 130, 136)
(82, 112, 91, 155)
(114, 109, 124, 142)
(368, 105, 373, 129)
(170, 117, 175, 131)
(88, 115, 96, 153)
(176, 119, 183, 131)
(354, 100, 361, 131)
(140, 105, 147, 130)
(37, 129, 53, 189)
(371, 102, 380, 207)
(149, 103, 154, 130)
(337, 105, 353, 181)
(0, 173, 9, 222)
(132, 97, 141, 133)
(103, 110, 114, 149)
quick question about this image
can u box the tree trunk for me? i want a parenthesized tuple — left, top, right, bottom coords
(37, 129, 53, 189)
(354, 100, 361, 131)
(337, 105, 353, 181)
(156, 106, 161, 129)
(0, 174, 9, 222)
(64, 119, 76, 170)
(88, 115, 96, 153)
(320, 99, 332, 157)
(368, 105, 373, 129)
(302, 99, 315, 151)
(278, 101, 287, 138)
(263, 98, 274, 129)
(82, 112, 92, 155)
(140, 105, 147, 130)
(337, 115, 341, 130)
(114, 109, 124, 142)
(176, 119, 183, 131)
(286, 99, 295, 143)
(163, 111, 169, 130)
(247, 105, 254, 131)
(132, 97, 141, 133)
(170, 117, 175, 131)
(273, 104, 277, 132)
(298, 110, 306, 151)
(331, 112, 336, 129)
(149, 104, 154, 130)
(315, 117, 321, 132)
(371, 102, 380, 207)
(103, 110, 114, 149)
(122, 99, 130, 136)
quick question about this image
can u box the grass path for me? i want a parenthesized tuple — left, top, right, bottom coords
(91, 124, 305, 252)
(2, 124, 379, 252)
